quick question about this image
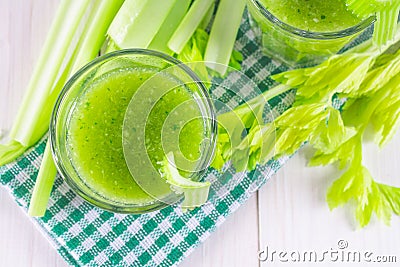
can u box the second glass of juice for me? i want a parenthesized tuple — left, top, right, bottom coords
(247, 0, 374, 67)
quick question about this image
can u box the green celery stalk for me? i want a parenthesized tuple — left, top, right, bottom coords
(345, 0, 400, 46)
(0, 0, 91, 166)
(28, 0, 124, 217)
(32, 0, 125, 148)
(374, 6, 400, 45)
(28, 142, 57, 217)
(69, 0, 124, 71)
(0, 141, 27, 165)
(204, 0, 246, 75)
(168, 0, 215, 54)
(160, 152, 211, 210)
(9, 0, 91, 146)
(148, 0, 192, 54)
(0, 70, 71, 166)
(108, 0, 177, 49)
(198, 1, 215, 30)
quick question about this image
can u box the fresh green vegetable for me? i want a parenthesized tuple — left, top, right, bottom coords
(204, 0, 246, 75)
(275, 36, 400, 227)
(2, 0, 248, 216)
(148, 0, 192, 54)
(213, 27, 400, 227)
(160, 152, 211, 210)
(107, 0, 177, 50)
(198, 1, 216, 30)
(9, 0, 90, 146)
(212, 84, 291, 171)
(106, 0, 244, 79)
(27, 0, 124, 217)
(168, 0, 215, 54)
(0, 0, 91, 166)
(176, 29, 211, 82)
(316, 74, 400, 226)
(28, 143, 57, 216)
(345, 0, 400, 45)
(176, 28, 244, 82)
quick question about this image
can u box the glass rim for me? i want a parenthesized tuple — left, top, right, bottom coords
(248, 0, 375, 40)
(49, 48, 218, 214)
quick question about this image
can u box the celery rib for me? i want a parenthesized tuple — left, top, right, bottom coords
(28, 142, 57, 217)
(161, 152, 211, 210)
(108, 0, 177, 49)
(345, 0, 400, 46)
(70, 0, 124, 71)
(27, 0, 124, 217)
(0, 141, 26, 166)
(374, 6, 400, 46)
(0, 0, 90, 166)
(168, 0, 215, 54)
(9, 0, 91, 146)
(204, 0, 246, 75)
(148, 0, 192, 54)
(198, 1, 216, 30)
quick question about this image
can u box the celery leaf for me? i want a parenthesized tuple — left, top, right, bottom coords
(327, 158, 400, 227)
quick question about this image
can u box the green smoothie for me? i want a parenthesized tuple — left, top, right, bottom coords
(260, 0, 362, 32)
(66, 67, 204, 205)
(247, 0, 371, 66)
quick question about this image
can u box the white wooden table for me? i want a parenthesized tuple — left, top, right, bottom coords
(1, 1, 400, 266)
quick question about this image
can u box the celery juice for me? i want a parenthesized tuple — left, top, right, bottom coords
(260, 0, 361, 32)
(66, 67, 205, 207)
(247, 0, 372, 66)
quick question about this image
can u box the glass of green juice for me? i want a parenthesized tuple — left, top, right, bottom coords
(50, 49, 217, 214)
(247, 0, 375, 67)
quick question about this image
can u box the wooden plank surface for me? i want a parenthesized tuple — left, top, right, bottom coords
(258, 141, 400, 267)
(1, 1, 400, 267)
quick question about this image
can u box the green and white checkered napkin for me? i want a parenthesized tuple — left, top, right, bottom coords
(0, 13, 293, 267)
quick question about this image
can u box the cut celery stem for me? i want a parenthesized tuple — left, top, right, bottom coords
(345, 0, 400, 46)
(28, 0, 124, 217)
(0, 57, 73, 167)
(107, 0, 148, 49)
(373, 6, 400, 46)
(70, 0, 124, 71)
(162, 152, 211, 210)
(9, 0, 91, 146)
(168, 0, 215, 54)
(0, 0, 90, 166)
(260, 84, 293, 104)
(28, 142, 57, 217)
(108, 0, 177, 49)
(0, 0, 124, 167)
(198, 1, 215, 30)
(204, 0, 246, 75)
(148, 0, 191, 54)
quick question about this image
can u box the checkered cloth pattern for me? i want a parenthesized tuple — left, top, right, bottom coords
(0, 12, 294, 267)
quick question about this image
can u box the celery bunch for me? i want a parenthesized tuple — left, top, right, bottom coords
(1, 0, 247, 216)
(213, 29, 400, 227)
(29, 0, 125, 217)
(0, 0, 91, 165)
(107, 0, 246, 76)
(0, 0, 124, 216)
